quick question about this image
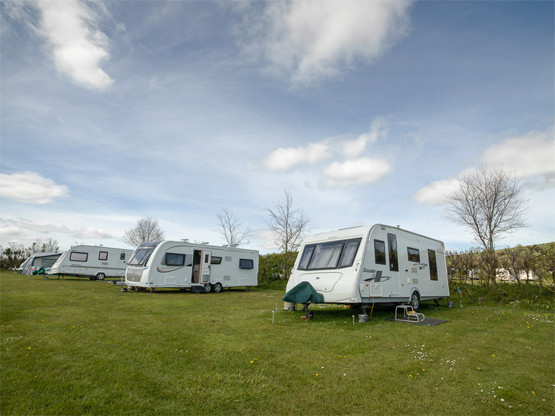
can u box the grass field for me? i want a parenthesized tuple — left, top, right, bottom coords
(1, 271, 554, 415)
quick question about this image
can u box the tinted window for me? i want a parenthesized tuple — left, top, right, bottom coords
(239, 258, 254, 269)
(120, 253, 126, 261)
(309, 241, 344, 269)
(387, 234, 399, 272)
(298, 238, 361, 270)
(99, 251, 108, 261)
(70, 252, 88, 262)
(128, 249, 154, 266)
(337, 239, 361, 268)
(407, 247, 420, 262)
(374, 240, 386, 265)
(164, 253, 185, 266)
(298, 245, 315, 270)
(211, 256, 222, 265)
(428, 250, 438, 281)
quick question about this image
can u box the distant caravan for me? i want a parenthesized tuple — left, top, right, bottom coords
(125, 241, 259, 293)
(20, 252, 62, 275)
(48, 245, 133, 280)
(284, 225, 450, 310)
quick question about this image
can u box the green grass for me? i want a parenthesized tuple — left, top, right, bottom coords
(1, 271, 554, 415)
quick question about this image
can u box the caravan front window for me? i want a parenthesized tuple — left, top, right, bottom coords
(128, 249, 154, 266)
(298, 238, 361, 270)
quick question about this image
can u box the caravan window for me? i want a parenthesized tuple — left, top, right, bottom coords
(374, 240, 386, 265)
(99, 251, 108, 261)
(164, 253, 185, 266)
(120, 253, 126, 261)
(338, 239, 361, 268)
(298, 245, 315, 270)
(298, 238, 361, 270)
(70, 252, 88, 262)
(239, 258, 254, 269)
(211, 256, 222, 265)
(407, 247, 420, 262)
(387, 234, 399, 272)
(428, 250, 438, 281)
(128, 249, 154, 266)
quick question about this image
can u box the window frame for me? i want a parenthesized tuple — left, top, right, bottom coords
(407, 247, 421, 263)
(297, 238, 362, 271)
(239, 258, 254, 269)
(387, 233, 399, 272)
(428, 249, 438, 281)
(69, 252, 88, 262)
(98, 251, 108, 261)
(374, 239, 386, 265)
(163, 253, 185, 267)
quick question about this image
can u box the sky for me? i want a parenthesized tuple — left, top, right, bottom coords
(1, 0, 554, 255)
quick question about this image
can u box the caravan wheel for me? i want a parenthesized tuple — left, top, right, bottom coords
(96, 273, 106, 281)
(410, 292, 420, 311)
(212, 283, 222, 293)
(203, 284, 212, 293)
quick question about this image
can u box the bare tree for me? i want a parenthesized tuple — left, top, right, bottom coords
(266, 191, 309, 279)
(266, 190, 309, 275)
(447, 166, 528, 285)
(217, 207, 250, 247)
(123, 217, 165, 247)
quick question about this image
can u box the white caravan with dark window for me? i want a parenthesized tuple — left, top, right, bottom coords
(125, 241, 259, 292)
(285, 225, 449, 310)
(48, 245, 133, 280)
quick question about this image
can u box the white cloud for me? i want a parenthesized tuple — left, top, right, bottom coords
(265, 142, 331, 171)
(481, 127, 555, 184)
(343, 117, 387, 158)
(0, 172, 69, 204)
(322, 158, 391, 187)
(414, 178, 460, 205)
(0, 217, 115, 248)
(37, 0, 113, 90)
(240, 0, 413, 85)
(415, 126, 555, 206)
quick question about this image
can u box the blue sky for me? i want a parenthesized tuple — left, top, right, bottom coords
(1, 0, 553, 254)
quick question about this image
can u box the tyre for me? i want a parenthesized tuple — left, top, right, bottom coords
(204, 284, 212, 293)
(96, 273, 106, 281)
(212, 283, 222, 293)
(410, 292, 420, 311)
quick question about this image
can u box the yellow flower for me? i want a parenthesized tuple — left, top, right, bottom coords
(250, 361, 254, 364)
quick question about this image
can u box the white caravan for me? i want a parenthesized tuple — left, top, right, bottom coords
(48, 245, 133, 280)
(285, 225, 449, 310)
(125, 241, 259, 292)
(20, 253, 62, 275)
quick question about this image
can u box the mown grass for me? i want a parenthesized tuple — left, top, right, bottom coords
(1, 271, 553, 415)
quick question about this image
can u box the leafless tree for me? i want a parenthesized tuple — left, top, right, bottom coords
(217, 207, 250, 247)
(267, 190, 309, 253)
(266, 190, 309, 279)
(447, 166, 528, 285)
(123, 217, 165, 247)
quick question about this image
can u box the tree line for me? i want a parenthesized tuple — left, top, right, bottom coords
(447, 243, 555, 288)
(0, 239, 60, 270)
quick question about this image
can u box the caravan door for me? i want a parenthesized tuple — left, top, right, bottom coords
(193, 249, 212, 284)
(200, 251, 211, 284)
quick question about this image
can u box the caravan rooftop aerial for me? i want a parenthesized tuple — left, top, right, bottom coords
(284, 224, 449, 310)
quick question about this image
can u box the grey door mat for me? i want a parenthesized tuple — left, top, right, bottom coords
(387, 317, 449, 326)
